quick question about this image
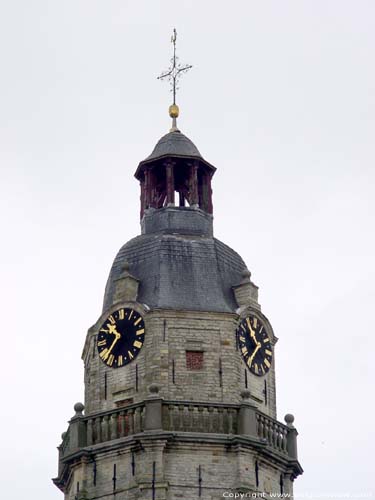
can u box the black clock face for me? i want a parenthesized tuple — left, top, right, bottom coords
(237, 315, 273, 376)
(97, 308, 145, 368)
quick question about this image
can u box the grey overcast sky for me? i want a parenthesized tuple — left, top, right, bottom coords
(0, 1, 374, 499)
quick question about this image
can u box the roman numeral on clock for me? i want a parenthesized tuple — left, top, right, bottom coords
(236, 315, 273, 377)
(97, 308, 146, 368)
(100, 349, 110, 361)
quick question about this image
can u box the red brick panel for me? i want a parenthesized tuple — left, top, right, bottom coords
(186, 351, 204, 370)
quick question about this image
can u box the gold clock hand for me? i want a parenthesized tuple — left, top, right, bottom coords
(246, 317, 258, 344)
(108, 323, 118, 335)
(248, 342, 261, 366)
(105, 332, 121, 357)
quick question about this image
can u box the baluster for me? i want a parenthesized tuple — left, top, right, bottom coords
(262, 417, 268, 442)
(110, 413, 118, 440)
(258, 415, 264, 439)
(267, 419, 273, 444)
(87, 419, 94, 446)
(263, 416, 268, 440)
(134, 407, 141, 433)
(212, 408, 218, 432)
(194, 406, 200, 430)
(118, 410, 124, 437)
(98, 417, 103, 443)
(171, 405, 177, 430)
(201, 406, 208, 432)
(161, 403, 167, 430)
(208, 407, 214, 433)
(259, 416, 263, 439)
(128, 409, 134, 435)
(227, 408, 233, 434)
(198, 406, 204, 432)
(184, 405, 190, 431)
(255, 413, 260, 437)
(94, 417, 100, 444)
(277, 425, 282, 450)
(268, 420, 274, 447)
(271, 422, 278, 448)
(168, 404, 174, 431)
(275, 424, 280, 450)
(186, 405, 194, 432)
(223, 408, 229, 434)
(140, 406, 145, 431)
(178, 404, 185, 431)
(235, 408, 240, 434)
(274, 423, 279, 449)
(217, 408, 224, 433)
(227, 408, 234, 434)
(268, 420, 273, 446)
(272, 421, 276, 447)
(105, 415, 110, 442)
(100, 416, 108, 442)
(283, 427, 288, 453)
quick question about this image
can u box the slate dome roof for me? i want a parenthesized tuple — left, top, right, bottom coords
(135, 130, 215, 176)
(103, 231, 246, 314)
(145, 130, 202, 161)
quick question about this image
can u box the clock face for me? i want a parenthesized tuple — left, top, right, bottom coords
(97, 308, 145, 368)
(237, 315, 273, 376)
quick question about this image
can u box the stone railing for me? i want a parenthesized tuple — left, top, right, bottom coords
(60, 429, 70, 456)
(60, 402, 145, 458)
(160, 400, 291, 456)
(86, 403, 145, 446)
(162, 401, 239, 434)
(59, 392, 298, 462)
(256, 412, 288, 454)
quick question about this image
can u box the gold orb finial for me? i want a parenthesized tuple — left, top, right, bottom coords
(169, 104, 179, 119)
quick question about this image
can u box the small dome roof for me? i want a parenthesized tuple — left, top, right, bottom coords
(145, 130, 202, 161)
(135, 130, 215, 178)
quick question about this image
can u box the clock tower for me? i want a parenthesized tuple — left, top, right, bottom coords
(53, 33, 303, 500)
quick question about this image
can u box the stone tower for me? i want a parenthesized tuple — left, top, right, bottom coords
(53, 120, 303, 498)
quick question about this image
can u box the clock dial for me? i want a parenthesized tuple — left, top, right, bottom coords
(97, 308, 145, 368)
(237, 315, 273, 376)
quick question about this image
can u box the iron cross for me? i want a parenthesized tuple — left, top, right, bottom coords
(157, 29, 192, 105)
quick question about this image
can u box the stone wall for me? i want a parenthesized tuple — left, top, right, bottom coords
(82, 307, 277, 419)
(62, 437, 294, 500)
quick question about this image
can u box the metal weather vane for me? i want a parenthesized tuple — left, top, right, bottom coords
(158, 29, 192, 131)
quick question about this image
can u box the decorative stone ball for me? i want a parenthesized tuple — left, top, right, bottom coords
(284, 413, 295, 426)
(61, 432, 67, 440)
(240, 389, 251, 400)
(74, 402, 85, 414)
(242, 268, 251, 279)
(148, 383, 160, 395)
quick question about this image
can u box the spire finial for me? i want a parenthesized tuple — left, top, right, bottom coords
(157, 29, 192, 132)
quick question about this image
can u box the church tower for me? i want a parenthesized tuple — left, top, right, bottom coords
(53, 32, 303, 500)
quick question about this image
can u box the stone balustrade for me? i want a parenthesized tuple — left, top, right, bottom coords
(60, 402, 145, 458)
(256, 412, 289, 454)
(60, 430, 70, 456)
(59, 398, 296, 461)
(86, 403, 145, 446)
(162, 400, 239, 434)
